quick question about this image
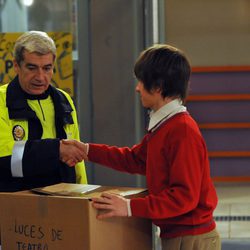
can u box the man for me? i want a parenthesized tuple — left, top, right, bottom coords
(0, 31, 87, 192)
(63, 44, 220, 249)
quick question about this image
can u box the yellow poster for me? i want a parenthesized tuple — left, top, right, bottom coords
(0, 32, 74, 96)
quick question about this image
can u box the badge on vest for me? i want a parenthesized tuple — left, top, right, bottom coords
(12, 125, 25, 141)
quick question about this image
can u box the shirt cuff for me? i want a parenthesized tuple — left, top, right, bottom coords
(85, 143, 89, 155)
(126, 199, 132, 217)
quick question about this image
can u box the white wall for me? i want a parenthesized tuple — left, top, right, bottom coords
(165, 0, 250, 66)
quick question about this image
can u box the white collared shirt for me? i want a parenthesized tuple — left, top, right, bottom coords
(148, 99, 187, 132)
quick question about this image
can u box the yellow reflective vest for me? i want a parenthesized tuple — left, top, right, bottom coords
(0, 76, 87, 191)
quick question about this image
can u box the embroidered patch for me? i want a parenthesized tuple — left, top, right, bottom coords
(12, 125, 25, 141)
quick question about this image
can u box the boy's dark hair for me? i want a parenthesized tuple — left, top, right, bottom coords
(134, 44, 191, 101)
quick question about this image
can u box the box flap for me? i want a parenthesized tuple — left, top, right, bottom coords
(32, 183, 101, 197)
(31, 183, 147, 198)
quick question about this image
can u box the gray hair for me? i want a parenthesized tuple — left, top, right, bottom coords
(14, 31, 56, 65)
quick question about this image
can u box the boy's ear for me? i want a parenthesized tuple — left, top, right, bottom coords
(154, 87, 162, 94)
(156, 87, 162, 93)
(153, 79, 164, 94)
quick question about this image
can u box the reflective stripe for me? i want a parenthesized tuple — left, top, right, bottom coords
(11, 141, 26, 177)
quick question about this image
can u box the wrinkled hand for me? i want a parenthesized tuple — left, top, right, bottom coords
(59, 139, 88, 167)
(92, 192, 128, 219)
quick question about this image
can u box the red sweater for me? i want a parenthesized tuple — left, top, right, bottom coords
(88, 112, 217, 238)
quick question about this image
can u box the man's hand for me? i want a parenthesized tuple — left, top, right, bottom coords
(92, 192, 128, 219)
(59, 139, 88, 166)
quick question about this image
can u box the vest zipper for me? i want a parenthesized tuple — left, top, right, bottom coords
(38, 100, 45, 121)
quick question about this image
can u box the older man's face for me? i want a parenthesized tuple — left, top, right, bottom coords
(14, 50, 54, 95)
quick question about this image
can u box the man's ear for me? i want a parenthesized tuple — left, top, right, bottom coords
(13, 59, 19, 74)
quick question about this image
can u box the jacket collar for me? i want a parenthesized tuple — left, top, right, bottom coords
(6, 76, 73, 126)
(6, 76, 73, 139)
(7, 76, 37, 120)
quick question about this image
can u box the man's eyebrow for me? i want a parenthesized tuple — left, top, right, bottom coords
(25, 63, 53, 67)
(25, 63, 38, 67)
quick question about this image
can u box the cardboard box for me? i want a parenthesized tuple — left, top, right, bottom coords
(0, 184, 152, 250)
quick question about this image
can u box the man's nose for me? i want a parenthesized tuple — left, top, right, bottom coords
(35, 68, 45, 79)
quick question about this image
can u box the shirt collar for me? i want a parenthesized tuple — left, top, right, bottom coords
(148, 98, 187, 131)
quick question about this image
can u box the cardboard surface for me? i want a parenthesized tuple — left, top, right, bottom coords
(0, 185, 152, 250)
(31, 182, 147, 198)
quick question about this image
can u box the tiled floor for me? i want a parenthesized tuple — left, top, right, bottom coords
(214, 183, 250, 239)
(215, 183, 250, 205)
(214, 183, 250, 249)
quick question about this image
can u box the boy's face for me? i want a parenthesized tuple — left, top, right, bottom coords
(13, 50, 54, 95)
(135, 81, 163, 111)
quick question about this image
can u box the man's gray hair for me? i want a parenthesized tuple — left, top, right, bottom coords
(14, 31, 56, 65)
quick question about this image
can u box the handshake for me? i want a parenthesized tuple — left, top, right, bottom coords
(59, 139, 89, 167)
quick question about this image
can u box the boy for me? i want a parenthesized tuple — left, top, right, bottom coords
(64, 44, 221, 250)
